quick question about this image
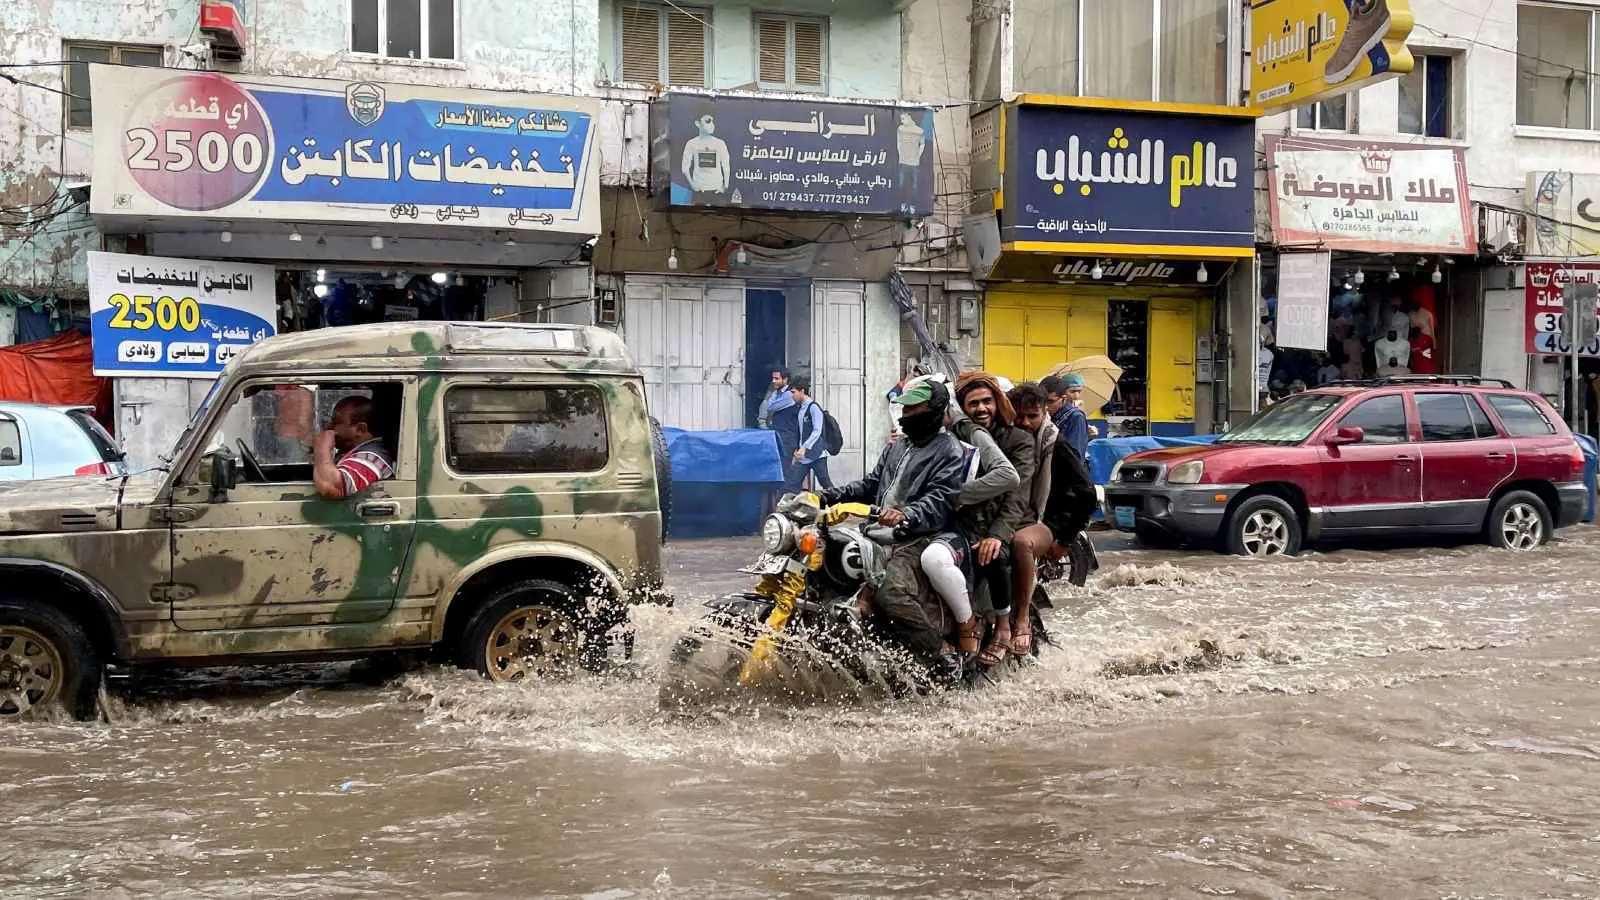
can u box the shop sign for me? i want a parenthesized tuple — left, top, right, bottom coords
(1267, 136, 1474, 254)
(984, 254, 1233, 286)
(1249, 0, 1415, 112)
(651, 92, 935, 217)
(1525, 171, 1600, 258)
(199, 0, 246, 57)
(1524, 261, 1600, 356)
(998, 103, 1256, 255)
(1275, 251, 1332, 351)
(89, 66, 599, 235)
(86, 251, 277, 378)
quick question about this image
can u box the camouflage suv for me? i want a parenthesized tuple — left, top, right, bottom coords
(0, 323, 668, 719)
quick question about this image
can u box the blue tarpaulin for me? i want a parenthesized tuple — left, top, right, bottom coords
(663, 427, 785, 483)
(663, 428, 785, 538)
(1086, 434, 1220, 486)
(1577, 434, 1597, 523)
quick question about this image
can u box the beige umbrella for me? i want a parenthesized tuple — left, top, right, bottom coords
(1047, 355, 1123, 415)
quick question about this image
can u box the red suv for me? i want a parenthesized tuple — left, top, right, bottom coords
(1105, 377, 1587, 556)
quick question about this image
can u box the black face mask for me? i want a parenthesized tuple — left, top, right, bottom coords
(899, 407, 944, 443)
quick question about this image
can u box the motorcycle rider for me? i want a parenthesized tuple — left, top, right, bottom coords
(921, 385, 1019, 657)
(1006, 381, 1064, 655)
(815, 377, 967, 673)
(943, 372, 1037, 665)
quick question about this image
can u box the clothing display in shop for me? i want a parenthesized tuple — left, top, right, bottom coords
(1409, 285, 1437, 339)
(1409, 328, 1437, 375)
(1374, 329, 1410, 374)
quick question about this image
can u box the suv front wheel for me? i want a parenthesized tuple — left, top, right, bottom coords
(1486, 491, 1552, 552)
(458, 579, 593, 682)
(1225, 495, 1303, 558)
(0, 600, 101, 720)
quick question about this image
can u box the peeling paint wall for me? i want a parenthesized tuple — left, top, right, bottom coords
(1, 0, 597, 295)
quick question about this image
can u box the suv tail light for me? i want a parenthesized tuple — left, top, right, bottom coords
(1571, 443, 1587, 478)
(74, 462, 113, 477)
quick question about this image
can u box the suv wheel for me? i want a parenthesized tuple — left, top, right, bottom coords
(1225, 495, 1302, 557)
(458, 579, 592, 682)
(1486, 491, 1551, 552)
(0, 600, 101, 721)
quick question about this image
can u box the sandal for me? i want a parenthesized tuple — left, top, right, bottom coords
(1011, 623, 1034, 657)
(957, 617, 981, 655)
(978, 629, 1009, 667)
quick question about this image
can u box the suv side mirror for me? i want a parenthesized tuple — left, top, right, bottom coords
(207, 450, 240, 500)
(1326, 425, 1365, 446)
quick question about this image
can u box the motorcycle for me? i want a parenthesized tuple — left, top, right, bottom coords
(659, 493, 1095, 708)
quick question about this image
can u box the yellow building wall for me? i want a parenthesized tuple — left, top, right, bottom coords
(982, 286, 1209, 429)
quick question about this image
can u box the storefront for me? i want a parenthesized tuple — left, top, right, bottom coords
(1258, 136, 1477, 406)
(596, 91, 937, 481)
(967, 97, 1257, 436)
(85, 65, 600, 469)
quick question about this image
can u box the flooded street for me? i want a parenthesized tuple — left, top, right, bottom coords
(7, 530, 1600, 899)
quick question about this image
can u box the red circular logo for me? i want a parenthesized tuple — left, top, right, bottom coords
(121, 73, 271, 212)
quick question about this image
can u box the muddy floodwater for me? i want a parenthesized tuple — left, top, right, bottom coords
(7, 529, 1600, 898)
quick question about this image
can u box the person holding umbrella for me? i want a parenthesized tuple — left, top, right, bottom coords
(1042, 373, 1091, 460)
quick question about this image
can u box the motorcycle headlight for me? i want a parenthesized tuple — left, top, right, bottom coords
(761, 514, 795, 553)
(1109, 460, 1124, 483)
(1166, 460, 1205, 485)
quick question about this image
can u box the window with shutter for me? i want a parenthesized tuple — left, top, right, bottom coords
(755, 15, 827, 92)
(616, 2, 708, 86)
(64, 41, 163, 128)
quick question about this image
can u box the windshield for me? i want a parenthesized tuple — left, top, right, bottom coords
(1218, 392, 1343, 446)
(167, 377, 226, 466)
(65, 409, 123, 463)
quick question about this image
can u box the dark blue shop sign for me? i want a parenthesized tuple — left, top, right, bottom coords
(652, 92, 935, 217)
(999, 103, 1256, 255)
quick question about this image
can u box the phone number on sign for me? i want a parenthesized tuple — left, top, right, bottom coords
(760, 190, 875, 206)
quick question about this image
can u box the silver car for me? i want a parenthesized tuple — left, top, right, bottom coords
(0, 403, 126, 481)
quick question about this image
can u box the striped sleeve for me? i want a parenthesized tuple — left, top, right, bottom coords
(336, 450, 394, 495)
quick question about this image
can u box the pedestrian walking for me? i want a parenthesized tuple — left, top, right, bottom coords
(784, 375, 836, 492)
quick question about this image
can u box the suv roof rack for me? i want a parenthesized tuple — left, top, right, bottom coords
(1321, 375, 1515, 389)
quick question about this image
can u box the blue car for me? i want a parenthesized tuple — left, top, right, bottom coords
(0, 403, 126, 480)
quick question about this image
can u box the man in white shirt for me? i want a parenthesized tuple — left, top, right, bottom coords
(681, 113, 729, 204)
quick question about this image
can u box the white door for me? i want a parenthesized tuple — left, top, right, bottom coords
(813, 280, 868, 482)
(623, 275, 746, 430)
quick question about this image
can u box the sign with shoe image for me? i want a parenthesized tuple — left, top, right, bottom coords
(1249, 0, 1416, 112)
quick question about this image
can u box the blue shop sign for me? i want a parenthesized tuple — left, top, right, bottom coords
(1000, 103, 1256, 255)
(652, 92, 935, 217)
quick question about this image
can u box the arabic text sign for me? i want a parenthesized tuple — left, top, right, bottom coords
(1250, 0, 1415, 111)
(89, 66, 599, 234)
(1275, 251, 1332, 351)
(655, 94, 935, 216)
(86, 251, 277, 378)
(1267, 136, 1473, 253)
(1524, 261, 1600, 356)
(1524, 171, 1600, 258)
(1000, 104, 1255, 252)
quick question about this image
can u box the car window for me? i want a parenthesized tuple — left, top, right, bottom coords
(1487, 394, 1558, 437)
(445, 386, 609, 474)
(1337, 395, 1409, 444)
(0, 420, 20, 466)
(66, 410, 122, 462)
(1465, 394, 1497, 438)
(199, 381, 401, 484)
(1416, 393, 1478, 442)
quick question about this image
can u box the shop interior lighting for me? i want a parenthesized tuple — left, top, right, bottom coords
(315, 268, 327, 283)
(431, 271, 449, 285)
(1388, 266, 1400, 281)
(219, 230, 233, 244)
(1431, 264, 1442, 284)
(1090, 261, 1104, 280)
(289, 228, 303, 243)
(1341, 278, 1352, 291)
(1196, 262, 1209, 284)
(734, 244, 750, 266)
(668, 247, 680, 270)
(1352, 269, 1365, 285)
(370, 235, 384, 250)
(454, 274, 466, 287)
(312, 284, 329, 299)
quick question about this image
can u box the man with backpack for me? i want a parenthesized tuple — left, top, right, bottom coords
(784, 375, 837, 491)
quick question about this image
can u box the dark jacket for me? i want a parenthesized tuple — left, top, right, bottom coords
(818, 429, 965, 537)
(1042, 444, 1096, 546)
(949, 416, 1036, 543)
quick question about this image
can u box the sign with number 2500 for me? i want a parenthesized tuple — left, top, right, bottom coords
(86, 251, 278, 379)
